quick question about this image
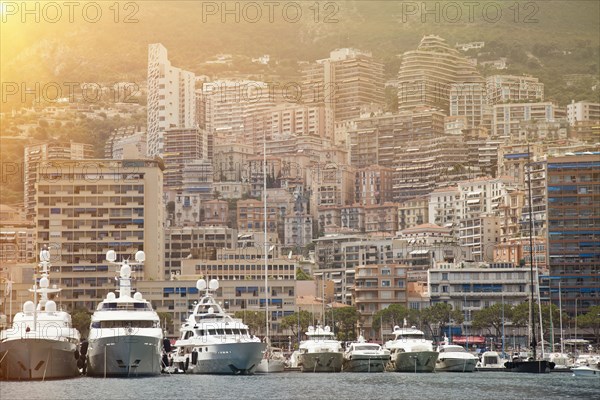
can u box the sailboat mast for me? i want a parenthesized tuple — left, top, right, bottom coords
(263, 128, 270, 346)
(526, 144, 537, 360)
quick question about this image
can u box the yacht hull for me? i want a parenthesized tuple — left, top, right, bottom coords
(343, 356, 389, 372)
(504, 360, 553, 373)
(255, 359, 285, 373)
(299, 352, 343, 372)
(571, 366, 600, 377)
(0, 338, 79, 380)
(179, 342, 265, 375)
(435, 357, 477, 372)
(389, 351, 438, 372)
(86, 335, 162, 377)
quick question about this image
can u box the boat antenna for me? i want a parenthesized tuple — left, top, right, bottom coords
(526, 143, 537, 360)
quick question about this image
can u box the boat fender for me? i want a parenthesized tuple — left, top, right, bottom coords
(185, 357, 189, 371)
(191, 351, 198, 365)
(74, 349, 80, 360)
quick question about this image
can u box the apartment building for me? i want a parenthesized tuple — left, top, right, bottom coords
(546, 153, 600, 315)
(24, 141, 94, 219)
(354, 165, 394, 206)
(485, 75, 544, 105)
(147, 43, 196, 157)
(397, 35, 483, 113)
(302, 48, 385, 122)
(428, 261, 534, 328)
(35, 159, 165, 311)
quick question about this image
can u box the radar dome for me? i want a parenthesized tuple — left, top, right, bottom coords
(135, 250, 145, 263)
(39, 276, 49, 288)
(207, 307, 214, 314)
(196, 279, 207, 291)
(106, 292, 116, 301)
(23, 301, 35, 313)
(324, 326, 330, 332)
(39, 249, 51, 262)
(393, 325, 400, 331)
(106, 250, 117, 262)
(133, 292, 143, 300)
(120, 264, 131, 278)
(45, 300, 57, 312)
(209, 279, 219, 290)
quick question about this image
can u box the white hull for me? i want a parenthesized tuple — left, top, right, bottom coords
(391, 351, 438, 372)
(255, 358, 286, 373)
(177, 342, 265, 375)
(436, 357, 477, 372)
(343, 356, 388, 372)
(86, 335, 162, 377)
(0, 338, 79, 380)
(571, 366, 600, 377)
(299, 352, 343, 372)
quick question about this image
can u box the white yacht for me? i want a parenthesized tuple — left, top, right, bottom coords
(476, 350, 508, 371)
(0, 248, 80, 380)
(172, 278, 265, 374)
(435, 338, 478, 372)
(343, 336, 390, 372)
(384, 326, 438, 372)
(86, 250, 163, 377)
(256, 346, 286, 373)
(571, 364, 600, 377)
(298, 325, 343, 372)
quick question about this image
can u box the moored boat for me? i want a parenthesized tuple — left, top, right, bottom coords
(0, 248, 80, 380)
(172, 278, 265, 375)
(86, 250, 163, 377)
(298, 325, 343, 373)
(343, 336, 390, 372)
(256, 347, 286, 373)
(435, 339, 478, 372)
(384, 326, 438, 373)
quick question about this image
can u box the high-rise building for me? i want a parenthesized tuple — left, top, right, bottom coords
(35, 159, 165, 311)
(397, 35, 483, 113)
(163, 127, 208, 189)
(492, 102, 562, 138)
(449, 83, 489, 128)
(566, 100, 600, 125)
(354, 165, 394, 206)
(485, 75, 544, 105)
(199, 80, 273, 146)
(545, 153, 600, 316)
(147, 43, 196, 157)
(24, 141, 94, 220)
(302, 48, 385, 122)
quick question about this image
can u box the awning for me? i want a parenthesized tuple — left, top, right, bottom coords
(410, 249, 429, 255)
(467, 199, 480, 204)
(332, 279, 342, 283)
(452, 335, 485, 345)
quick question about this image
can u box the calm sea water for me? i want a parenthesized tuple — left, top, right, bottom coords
(1, 372, 599, 400)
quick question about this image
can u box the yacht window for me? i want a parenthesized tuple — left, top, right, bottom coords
(217, 329, 225, 335)
(184, 331, 193, 339)
(225, 328, 233, 335)
(208, 329, 217, 335)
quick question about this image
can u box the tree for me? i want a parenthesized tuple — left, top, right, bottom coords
(295, 268, 312, 280)
(157, 311, 174, 336)
(422, 303, 464, 339)
(577, 305, 600, 344)
(472, 303, 511, 337)
(511, 301, 531, 327)
(71, 308, 92, 338)
(234, 310, 266, 336)
(372, 304, 409, 332)
(331, 307, 358, 342)
(280, 310, 313, 340)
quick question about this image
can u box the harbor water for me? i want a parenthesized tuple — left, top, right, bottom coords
(1, 372, 599, 400)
